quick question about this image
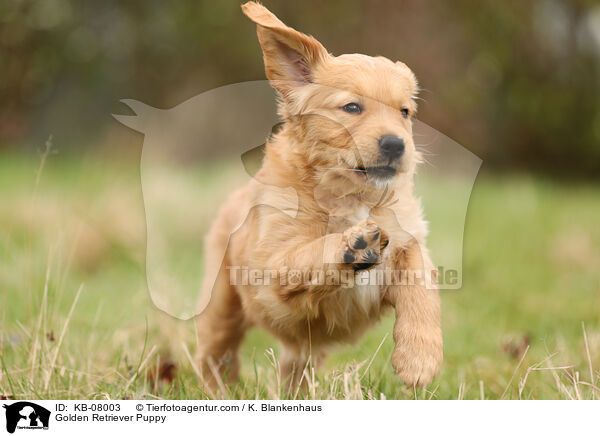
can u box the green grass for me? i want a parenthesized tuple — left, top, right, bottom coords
(0, 151, 599, 399)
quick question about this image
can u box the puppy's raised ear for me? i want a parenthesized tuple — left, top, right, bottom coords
(242, 2, 329, 99)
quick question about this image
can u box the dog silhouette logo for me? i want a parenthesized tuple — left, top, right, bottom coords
(2, 402, 50, 433)
(114, 81, 481, 320)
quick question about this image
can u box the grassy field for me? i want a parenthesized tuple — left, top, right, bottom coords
(0, 150, 599, 400)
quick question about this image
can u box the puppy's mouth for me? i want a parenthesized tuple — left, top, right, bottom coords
(355, 165, 397, 180)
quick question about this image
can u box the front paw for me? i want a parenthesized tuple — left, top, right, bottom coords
(391, 325, 443, 387)
(341, 220, 389, 271)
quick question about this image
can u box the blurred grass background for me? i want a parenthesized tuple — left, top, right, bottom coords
(0, 153, 598, 399)
(1, 0, 600, 399)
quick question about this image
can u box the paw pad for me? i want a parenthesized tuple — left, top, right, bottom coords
(341, 220, 389, 272)
(353, 236, 368, 250)
(354, 249, 379, 270)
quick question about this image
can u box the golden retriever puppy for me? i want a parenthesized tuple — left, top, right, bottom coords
(196, 2, 442, 390)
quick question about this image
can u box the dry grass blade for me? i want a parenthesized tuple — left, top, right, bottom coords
(205, 357, 229, 399)
(122, 345, 158, 393)
(361, 334, 388, 379)
(43, 284, 83, 391)
(581, 322, 595, 400)
(29, 256, 51, 382)
(545, 356, 575, 400)
(182, 343, 201, 379)
(501, 344, 529, 399)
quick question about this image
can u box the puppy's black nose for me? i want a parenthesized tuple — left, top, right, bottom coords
(378, 135, 405, 161)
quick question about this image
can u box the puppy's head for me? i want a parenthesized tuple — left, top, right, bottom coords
(242, 2, 420, 190)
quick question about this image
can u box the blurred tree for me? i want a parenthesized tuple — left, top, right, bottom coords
(0, 0, 598, 177)
(443, 0, 600, 176)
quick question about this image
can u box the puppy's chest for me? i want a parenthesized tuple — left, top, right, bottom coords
(325, 204, 370, 233)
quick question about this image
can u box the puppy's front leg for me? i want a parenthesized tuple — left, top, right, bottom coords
(385, 239, 443, 387)
(271, 220, 389, 295)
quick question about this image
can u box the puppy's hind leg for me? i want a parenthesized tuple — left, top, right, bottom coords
(195, 264, 248, 390)
(280, 344, 325, 397)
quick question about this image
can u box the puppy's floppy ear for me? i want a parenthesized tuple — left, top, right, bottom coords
(242, 2, 329, 99)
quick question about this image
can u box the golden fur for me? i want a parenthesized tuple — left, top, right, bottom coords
(195, 2, 443, 389)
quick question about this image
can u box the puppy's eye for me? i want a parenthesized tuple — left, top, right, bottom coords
(400, 108, 409, 119)
(342, 103, 362, 114)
